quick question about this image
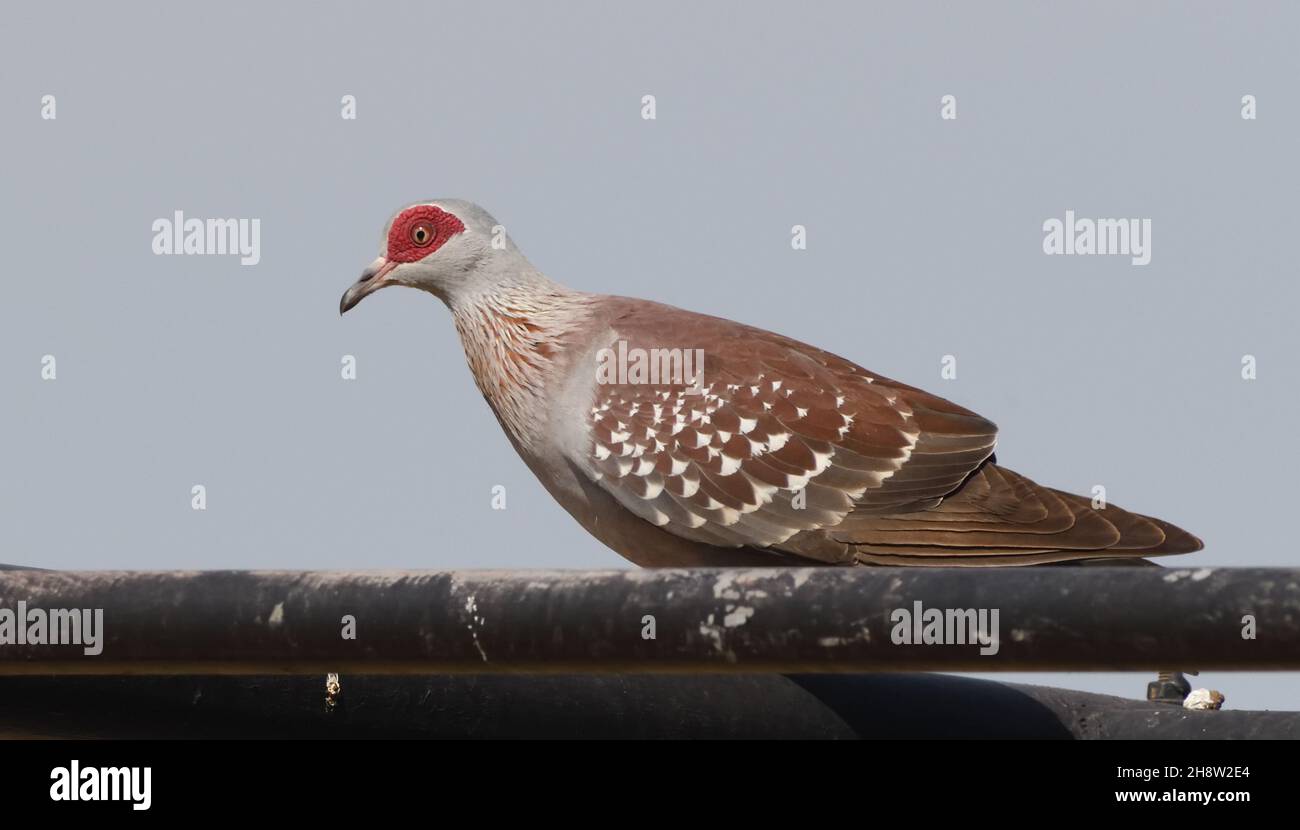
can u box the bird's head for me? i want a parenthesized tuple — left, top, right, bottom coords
(339, 199, 513, 314)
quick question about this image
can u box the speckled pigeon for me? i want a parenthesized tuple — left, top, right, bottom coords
(340, 200, 1202, 567)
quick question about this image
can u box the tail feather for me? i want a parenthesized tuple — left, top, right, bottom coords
(832, 462, 1202, 567)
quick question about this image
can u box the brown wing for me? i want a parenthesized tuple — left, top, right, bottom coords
(578, 302, 994, 549)
(576, 299, 1200, 565)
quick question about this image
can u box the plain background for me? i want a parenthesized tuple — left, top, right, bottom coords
(2, 2, 1296, 709)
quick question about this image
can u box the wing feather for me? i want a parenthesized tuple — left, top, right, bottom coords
(570, 300, 1200, 563)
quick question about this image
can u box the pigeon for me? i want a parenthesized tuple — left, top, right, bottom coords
(340, 200, 1202, 568)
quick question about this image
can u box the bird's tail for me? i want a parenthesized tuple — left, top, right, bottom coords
(844, 463, 1203, 567)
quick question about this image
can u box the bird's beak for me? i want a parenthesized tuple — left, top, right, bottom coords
(340, 258, 399, 315)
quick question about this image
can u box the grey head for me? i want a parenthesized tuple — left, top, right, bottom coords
(339, 199, 531, 314)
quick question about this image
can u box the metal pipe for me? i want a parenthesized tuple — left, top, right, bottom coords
(2, 673, 1296, 739)
(0, 567, 1294, 674)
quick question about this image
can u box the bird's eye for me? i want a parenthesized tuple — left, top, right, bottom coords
(410, 222, 435, 246)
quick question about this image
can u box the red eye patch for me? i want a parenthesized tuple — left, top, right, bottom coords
(386, 205, 466, 263)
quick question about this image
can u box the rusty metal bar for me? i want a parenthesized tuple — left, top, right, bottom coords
(0, 567, 1295, 674)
